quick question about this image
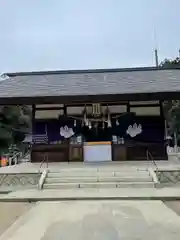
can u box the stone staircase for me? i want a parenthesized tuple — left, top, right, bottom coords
(43, 167, 155, 189)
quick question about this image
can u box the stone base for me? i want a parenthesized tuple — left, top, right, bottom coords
(168, 153, 178, 162)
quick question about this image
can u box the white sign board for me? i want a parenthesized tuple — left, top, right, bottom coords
(84, 142, 112, 162)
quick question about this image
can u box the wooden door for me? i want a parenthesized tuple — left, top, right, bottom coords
(69, 145, 83, 162)
(112, 145, 126, 161)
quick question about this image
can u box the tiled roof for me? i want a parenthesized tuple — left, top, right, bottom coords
(0, 67, 180, 98)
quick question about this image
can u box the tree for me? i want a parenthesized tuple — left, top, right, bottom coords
(161, 57, 180, 145)
(160, 57, 180, 68)
(0, 105, 31, 153)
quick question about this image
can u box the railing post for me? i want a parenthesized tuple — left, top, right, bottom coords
(15, 156, 18, 165)
(38, 169, 49, 190)
(8, 156, 12, 166)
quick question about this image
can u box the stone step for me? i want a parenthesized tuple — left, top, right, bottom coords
(49, 168, 147, 173)
(47, 171, 150, 178)
(45, 176, 152, 184)
(43, 182, 155, 189)
(115, 172, 150, 177)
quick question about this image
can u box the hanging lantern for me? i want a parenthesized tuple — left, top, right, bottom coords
(102, 120, 105, 129)
(85, 119, 89, 126)
(102, 114, 105, 129)
(89, 120, 92, 129)
(74, 119, 76, 127)
(83, 106, 87, 126)
(107, 119, 111, 128)
(107, 106, 111, 128)
(107, 114, 111, 128)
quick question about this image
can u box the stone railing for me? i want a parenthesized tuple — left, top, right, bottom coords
(156, 170, 180, 184)
(8, 152, 22, 165)
(38, 169, 49, 190)
(0, 173, 41, 188)
(1, 150, 31, 167)
(167, 146, 180, 162)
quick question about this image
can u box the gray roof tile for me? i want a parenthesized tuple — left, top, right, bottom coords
(0, 67, 180, 98)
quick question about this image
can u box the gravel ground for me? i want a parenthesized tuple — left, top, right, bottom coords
(164, 201, 180, 216)
(0, 202, 34, 236)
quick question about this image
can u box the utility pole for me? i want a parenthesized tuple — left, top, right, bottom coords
(154, 48, 159, 67)
(152, 27, 159, 67)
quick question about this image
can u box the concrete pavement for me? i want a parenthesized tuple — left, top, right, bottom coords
(1, 200, 180, 240)
(0, 203, 33, 236)
(1, 187, 180, 202)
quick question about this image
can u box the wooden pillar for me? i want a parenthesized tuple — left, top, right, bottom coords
(32, 104, 35, 132)
(159, 100, 164, 118)
(159, 100, 166, 137)
(127, 101, 130, 113)
(63, 104, 67, 115)
(31, 104, 35, 162)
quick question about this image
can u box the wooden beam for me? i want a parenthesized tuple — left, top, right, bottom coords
(0, 92, 179, 105)
(128, 104, 160, 108)
(32, 104, 35, 133)
(127, 101, 130, 113)
(35, 107, 64, 110)
(64, 105, 67, 115)
(65, 102, 128, 107)
(159, 100, 164, 118)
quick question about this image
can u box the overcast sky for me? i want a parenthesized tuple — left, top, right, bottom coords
(0, 0, 180, 73)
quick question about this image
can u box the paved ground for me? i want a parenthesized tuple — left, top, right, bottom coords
(2, 187, 180, 201)
(0, 203, 34, 236)
(0, 160, 180, 174)
(1, 162, 180, 239)
(165, 201, 180, 216)
(1, 200, 180, 240)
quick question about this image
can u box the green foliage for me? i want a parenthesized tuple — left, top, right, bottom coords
(0, 105, 31, 152)
(161, 57, 180, 143)
(163, 101, 180, 135)
(160, 57, 180, 68)
(169, 101, 180, 136)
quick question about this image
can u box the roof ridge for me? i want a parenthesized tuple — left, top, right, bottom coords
(6, 66, 180, 77)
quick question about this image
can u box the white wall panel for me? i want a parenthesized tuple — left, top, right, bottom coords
(35, 110, 63, 119)
(36, 104, 64, 108)
(108, 105, 127, 113)
(130, 106, 160, 116)
(67, 106, 92, 115)
(129, 101, 159, 105)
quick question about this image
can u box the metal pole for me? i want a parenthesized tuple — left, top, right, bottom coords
(155, 49, 159, 67)
(164, 120, 168, 139)
(174, 132, 178, 152)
